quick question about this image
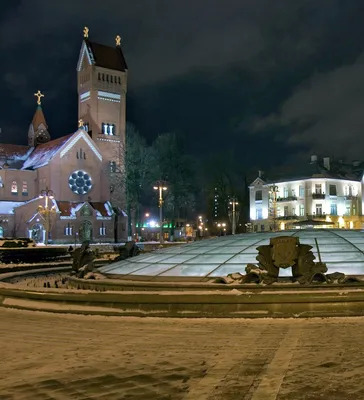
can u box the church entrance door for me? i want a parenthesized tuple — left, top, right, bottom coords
(79, 221, 93, 242)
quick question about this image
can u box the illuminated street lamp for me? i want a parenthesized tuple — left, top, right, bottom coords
(153, 182, 167, 244)
(229, 199, 239, 235)
(38, 187, 56, 245)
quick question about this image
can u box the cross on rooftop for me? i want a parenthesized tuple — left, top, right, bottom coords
(34, 90, 44, 105)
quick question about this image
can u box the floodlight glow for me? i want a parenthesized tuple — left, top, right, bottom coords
(149, 220, 157, 228)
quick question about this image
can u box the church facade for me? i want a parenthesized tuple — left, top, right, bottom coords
(0, 28, 128, 244)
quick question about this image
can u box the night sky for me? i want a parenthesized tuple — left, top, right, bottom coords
(1, 1, 364, 170)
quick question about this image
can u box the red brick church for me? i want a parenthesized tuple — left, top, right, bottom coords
(0, 27, 128, 243)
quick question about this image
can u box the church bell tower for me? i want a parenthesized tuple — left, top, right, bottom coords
(76, 27, 128, 163)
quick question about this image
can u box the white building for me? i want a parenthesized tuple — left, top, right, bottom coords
(249, 156, 364, 231)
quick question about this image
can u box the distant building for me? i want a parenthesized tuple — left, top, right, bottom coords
(0, 28, 128, 243)
(249, 156, 364, 231)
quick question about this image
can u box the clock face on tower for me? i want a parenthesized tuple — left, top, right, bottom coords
(68, 170, 93, 195)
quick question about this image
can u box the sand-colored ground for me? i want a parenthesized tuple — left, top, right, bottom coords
(1, 309, 364, 399)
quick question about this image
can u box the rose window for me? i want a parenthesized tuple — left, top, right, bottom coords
(68, 170, 92, 195)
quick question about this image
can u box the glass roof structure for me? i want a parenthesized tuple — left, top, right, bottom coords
(99, 230, 364, 280)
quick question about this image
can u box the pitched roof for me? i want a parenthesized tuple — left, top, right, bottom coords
(31, 106, 48, 130)
(90, 201, 113, 217)
(56, 201, 113, 217)
(257, 159, 363, 185)
(22, 134, 73, 170)
(86, 40, 127, 71)
(0, 201, 25, 214)
(0, 144, 30, 159)
(56, 201, 83, 216)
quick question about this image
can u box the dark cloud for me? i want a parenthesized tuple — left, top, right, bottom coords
(254, 55, 364, 159)
(1, 0, 364, 165)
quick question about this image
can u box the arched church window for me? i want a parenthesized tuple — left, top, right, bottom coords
(98, 73, 101, 80)
(11, 181, 18, 195)
(77, 148, 86, 160)
(111, 76, 113, 83)
(99, 223, 106, 236)
(102, 73, 105, 81)
(102, 123, 107, 134)
(22, 181, 28, 196)
(118, 77, 121, 84)
(106, 74, 109, 82)
(102, 123, 116, 135)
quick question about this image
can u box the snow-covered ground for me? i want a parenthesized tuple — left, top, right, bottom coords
(1, 308, 364, 399)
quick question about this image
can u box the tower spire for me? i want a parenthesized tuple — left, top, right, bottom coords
(28, 91, 50, 146)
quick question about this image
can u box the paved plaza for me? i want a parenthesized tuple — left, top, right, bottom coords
(1, 309, 364, 399)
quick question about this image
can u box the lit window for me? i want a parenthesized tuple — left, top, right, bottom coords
(299, 204, 304, 216)
(330, 204, 337, 215)
(102, 123, 116, 135)
(64, 223, 73, 236)
(99, 223, 106, 236)
(299, 185, 304, 197)
(316, 204, 322, 215)
(22, 181, 28, 196)
(11, 181, 18, 194)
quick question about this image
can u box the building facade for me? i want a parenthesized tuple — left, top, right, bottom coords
(0, 28, 128, 243)
(249, 156, 364, 232)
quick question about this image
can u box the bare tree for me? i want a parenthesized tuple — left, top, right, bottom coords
(108, 122, 152, 239)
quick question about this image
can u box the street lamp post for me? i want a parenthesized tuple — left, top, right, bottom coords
(269, 185, 279, 232)
(229, 199, 239, 235)
(153, 182, 167, 244)
(38, 187, 55, 246)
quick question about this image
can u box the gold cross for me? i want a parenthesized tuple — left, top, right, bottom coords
(115, 35, 121, 46)
(83, 26, 89, 38)
(34, 90, 44, 105)
(78, 119, 84, 128)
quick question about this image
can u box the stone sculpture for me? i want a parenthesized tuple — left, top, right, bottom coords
(251, 236, 327, 284)
(217, 236, 354, 285)
(112, 241, 141, 262)
(70, 240, 96, 278)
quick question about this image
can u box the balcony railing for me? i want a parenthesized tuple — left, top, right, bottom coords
(312, 193, 325, 199)
(276, 215, 300, 220)
(307, 214, 326, 219)
(276, 196, 297, 202)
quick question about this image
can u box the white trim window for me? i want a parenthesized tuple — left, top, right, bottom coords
(64, 223, 73, 236)
(101, 123, 116, 135)
(99, 223, 106, 236)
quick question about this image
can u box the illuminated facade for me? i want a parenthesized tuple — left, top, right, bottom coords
(0, 29, 128, 243)
(249, 157, 364, 231)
